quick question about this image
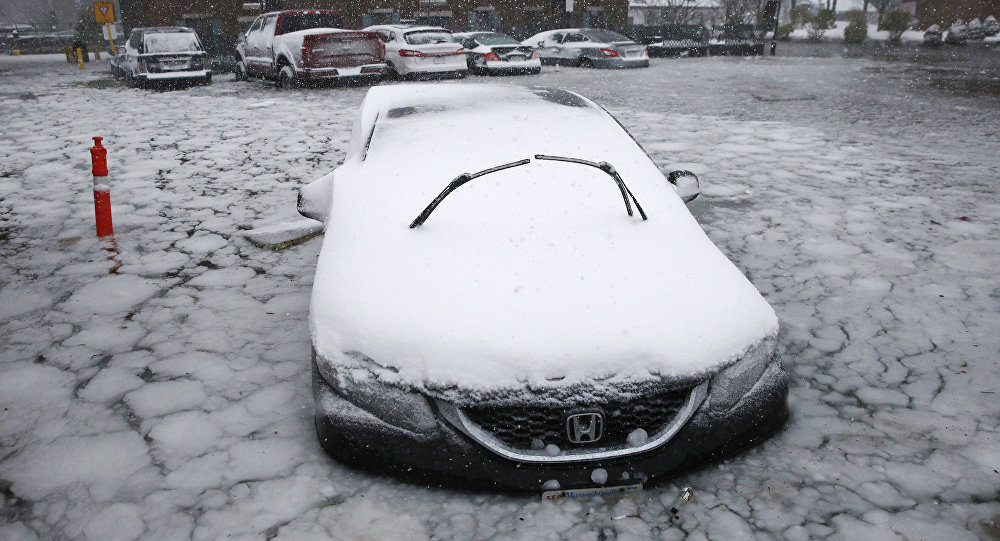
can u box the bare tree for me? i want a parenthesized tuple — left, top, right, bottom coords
(717, 0, 768, 24)
(871, 0, 893, 28)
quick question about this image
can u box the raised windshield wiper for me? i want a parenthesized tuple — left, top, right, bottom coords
(409, 155, 649, 228)
(534, 154, 647, 221)
(409, 159, 531, 228)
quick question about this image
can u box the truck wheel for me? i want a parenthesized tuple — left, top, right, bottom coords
(276, 65, 295, 88)
(234, 60, 247, 81)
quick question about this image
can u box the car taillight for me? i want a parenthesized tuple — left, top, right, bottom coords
(643, 47, 648, 57)
(530, 50, 538, 59)
(601, 48, 620, 57)
(482, 51, 500, 62)
(398, 49, 424, 57)
(136, 60, 147, 73)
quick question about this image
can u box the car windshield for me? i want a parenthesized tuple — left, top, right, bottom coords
(473, 33, 519, 46)
(143, 32, 201, 53)
(581, 29, 630, 43)
(404, 30, 455, 45)
(279, 13, 344, 33)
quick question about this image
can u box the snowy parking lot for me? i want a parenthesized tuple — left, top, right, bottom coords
(1, 51, 999, 539)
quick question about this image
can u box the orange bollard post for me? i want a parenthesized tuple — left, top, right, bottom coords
(90, 137, 114, 238)
(77, 47, 84, 69)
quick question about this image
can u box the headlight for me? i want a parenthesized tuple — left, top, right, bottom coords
(706, 337, 777, 412)
(315, 350, 439, 436)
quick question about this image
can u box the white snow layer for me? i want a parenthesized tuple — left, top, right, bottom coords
(310, 84, 778, 391)
(0, 53, 998, 539)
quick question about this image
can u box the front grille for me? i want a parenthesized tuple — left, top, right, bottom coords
(461, 386, 693, 450)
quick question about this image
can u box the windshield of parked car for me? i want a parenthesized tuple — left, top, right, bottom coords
(404, 30, 455, 45)
(581, 29, 630, 43)
(143, 32, 202, 53)
(472, 33, 519, 46)
(279, 13, 344, 33)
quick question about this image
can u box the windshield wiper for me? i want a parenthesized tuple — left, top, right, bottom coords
(409, 159, 531, 228)
(534, 154, 647, 221)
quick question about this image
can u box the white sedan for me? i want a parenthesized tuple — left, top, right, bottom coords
(364, 24, 467, 78)
(453, 32, 541, 75)
(522, 28, 648, 68)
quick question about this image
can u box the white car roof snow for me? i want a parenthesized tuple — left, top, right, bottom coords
(310, 84, 778, 393)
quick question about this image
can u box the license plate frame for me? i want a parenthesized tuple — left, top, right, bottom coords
(542, 483, 643, 501)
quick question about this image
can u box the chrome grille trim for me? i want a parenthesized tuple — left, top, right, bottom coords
(436, 381, 708, 464)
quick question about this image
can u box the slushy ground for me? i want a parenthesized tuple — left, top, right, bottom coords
(1, 49, 998, 539)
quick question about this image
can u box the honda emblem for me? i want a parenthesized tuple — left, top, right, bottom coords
(566, 413, 603, 443)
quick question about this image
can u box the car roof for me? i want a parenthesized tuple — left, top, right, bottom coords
(134, 27, 195, 34)
(350, 84, 627, 168)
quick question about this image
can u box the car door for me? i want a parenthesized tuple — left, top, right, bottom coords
(259, 14, 278, 76)
(243, 17, 264, 74)
(539, 32, 562, 62)
(561, 32, 588, 61)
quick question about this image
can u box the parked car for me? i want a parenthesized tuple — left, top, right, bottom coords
(923, 24, 944, 45)
(112, 27, 212, 87)
(298, 84, 789, 491)
(235, 10, 387, 87)
(645, 25, 709, 57)
(452, 31, 541, 75)
(364, 25, 467, 79)
(708, 24, 765, 56)
(522, 28, 649, 68)
(944, 20, 968, 44)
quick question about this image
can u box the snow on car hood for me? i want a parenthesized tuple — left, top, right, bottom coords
(310, 84, 778, 393)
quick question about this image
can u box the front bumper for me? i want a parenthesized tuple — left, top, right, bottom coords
(483, 59, 542, 73)
(585, 56, 650, 69)
(139, 69, 211, 81)
(313, 357, 789, 491)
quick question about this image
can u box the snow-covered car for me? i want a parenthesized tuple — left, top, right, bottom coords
(235, 10, 387, 87)
(646, 25, 709, 57)
(945, 20, 968, 44)
(923, 24, 944, 45)
(113, 27, 211, 87)
(452, 32, 541, 75)
(364, 25, 467, 79)
(297, 84, 789, 491)
(522, 28, 649, 68)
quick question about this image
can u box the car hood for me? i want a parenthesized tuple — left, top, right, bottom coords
(309, 85, 778, 394)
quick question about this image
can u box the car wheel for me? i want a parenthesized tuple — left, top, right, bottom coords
(580, 57, 595, 68)
(530, 67, 541, 75)
(202, 73, 212, 86)
(234, 60, 247, 81)
(276, 65, 295, 88)
(386, 62, 399, 80)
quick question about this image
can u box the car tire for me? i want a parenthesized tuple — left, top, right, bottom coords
(234, 60, 247, 81)
(530, 68, 541, 75)
(276, 65, 295, 88)
(580, 57, 595, 68)
(386, 62, 399, 80)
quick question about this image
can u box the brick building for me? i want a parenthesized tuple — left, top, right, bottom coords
(118, 0, 628, 57)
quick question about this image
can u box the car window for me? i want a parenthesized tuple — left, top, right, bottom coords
(248, 17, 263, 35)
(128, 31, 141, 50)
(581, 29, 630, 43)
(404, 30, 455, 45)
(473, 33, 519, 46)
(378, 30, 390, 42)
(551, 33, 563, 43)
(262, 15, 277, 36)
(390, 31, 397, 42)
(143, 32, 202, 53)
(563, 33, 588, 43)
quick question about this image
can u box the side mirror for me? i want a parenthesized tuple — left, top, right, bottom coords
(297, 172, 335, 223)
(668, 170, 700, 203)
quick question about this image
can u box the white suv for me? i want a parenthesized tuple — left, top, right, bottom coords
(364, 25, 467, 78)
